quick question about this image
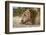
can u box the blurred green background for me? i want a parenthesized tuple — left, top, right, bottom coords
(13, 7, 40, 18)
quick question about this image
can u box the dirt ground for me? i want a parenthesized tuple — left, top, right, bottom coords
(13, 16, 40, 28)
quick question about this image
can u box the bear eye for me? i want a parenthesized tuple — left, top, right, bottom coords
(24, 14, 26, 16)
(31, 16, 32, 18)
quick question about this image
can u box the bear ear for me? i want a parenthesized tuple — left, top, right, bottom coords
(29, 9, 32, 12)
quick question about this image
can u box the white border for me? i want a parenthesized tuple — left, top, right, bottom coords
(9, 3, 44, 32)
